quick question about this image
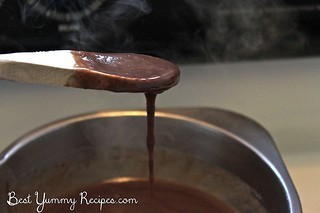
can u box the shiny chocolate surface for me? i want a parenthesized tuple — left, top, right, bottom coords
(69, 51, 180, 93)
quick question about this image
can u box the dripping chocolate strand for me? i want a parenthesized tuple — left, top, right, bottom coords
(145, 92, 157, 195)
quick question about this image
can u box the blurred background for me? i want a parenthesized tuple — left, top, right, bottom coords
(1, 0, 320, 62)
(0, 1, 320, 212)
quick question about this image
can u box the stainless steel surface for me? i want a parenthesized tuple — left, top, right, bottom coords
(0, 109, 301, 212)
(161, 107, 301, 212)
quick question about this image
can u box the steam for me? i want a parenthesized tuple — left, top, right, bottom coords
(180, 0, 306, 61)
(66, 0, 153, 53)
(16, 0, 307, 62)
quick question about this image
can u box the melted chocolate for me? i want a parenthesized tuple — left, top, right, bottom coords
(69, 51, 180, 93)
(145, 93, 156, 194)
(45, 179, 237, 213)
(70, 51, 180, 194)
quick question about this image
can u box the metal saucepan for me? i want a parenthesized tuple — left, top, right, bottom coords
(0, 108, 301, 212)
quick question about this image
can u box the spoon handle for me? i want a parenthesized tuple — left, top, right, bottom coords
(0, 51, 76, 87)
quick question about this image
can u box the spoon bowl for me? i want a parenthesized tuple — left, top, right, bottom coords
(0, 50, 180, 93)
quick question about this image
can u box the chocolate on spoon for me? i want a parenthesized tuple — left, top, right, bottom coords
(0, 50, 180, 93)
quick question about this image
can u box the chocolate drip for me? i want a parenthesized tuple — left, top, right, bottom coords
(70, 51, 180, 194)
(69, 51, 182, 209)
(145, 93, 157, 194)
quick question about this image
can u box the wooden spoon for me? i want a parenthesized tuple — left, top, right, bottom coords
(0, 50, 180, 93)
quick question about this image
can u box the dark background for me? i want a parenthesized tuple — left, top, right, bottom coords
(1, 0, 320, 63)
